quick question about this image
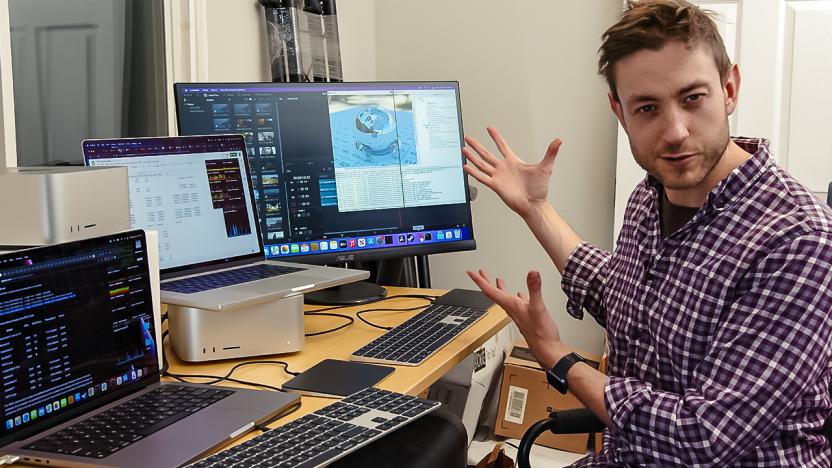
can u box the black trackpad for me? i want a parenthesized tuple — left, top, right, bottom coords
(433, 288, 494, 310)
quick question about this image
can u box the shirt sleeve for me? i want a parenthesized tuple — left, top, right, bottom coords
(560, 241, 611, 327)
(603, 232, 832, 466)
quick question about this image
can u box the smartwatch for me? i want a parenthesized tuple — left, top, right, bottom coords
(546, 352, 586, 394)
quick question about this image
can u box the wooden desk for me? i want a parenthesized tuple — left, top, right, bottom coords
(164, 286, 510, 426)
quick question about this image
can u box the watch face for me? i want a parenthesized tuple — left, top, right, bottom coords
(546, 367, 568, 394)
(548, 352, 585, 394)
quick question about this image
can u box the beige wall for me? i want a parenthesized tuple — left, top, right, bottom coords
(202, 0, 620, 354)
(204, 0, 271, 82)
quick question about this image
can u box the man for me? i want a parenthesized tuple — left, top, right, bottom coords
(464, 1, 832, 465)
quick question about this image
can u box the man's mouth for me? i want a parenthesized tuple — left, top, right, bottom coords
(660, 153, 696, 167)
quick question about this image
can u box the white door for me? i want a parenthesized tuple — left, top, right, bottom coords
(613, 0, 832, 240)
(9, 0, 126, 165)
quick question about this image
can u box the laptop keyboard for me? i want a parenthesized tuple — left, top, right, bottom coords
(186, 387, 440, 468)
(161, 264, 305, 294)
(350, 303, 487, 366)
(23, 385, 233, 459)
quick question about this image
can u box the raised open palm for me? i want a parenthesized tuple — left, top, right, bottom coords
(463, 127, 562, 219)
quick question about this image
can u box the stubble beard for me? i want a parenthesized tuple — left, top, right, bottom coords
(632, 118, 731, 191)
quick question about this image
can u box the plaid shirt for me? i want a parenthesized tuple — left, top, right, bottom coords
(562, 138, 832, 466)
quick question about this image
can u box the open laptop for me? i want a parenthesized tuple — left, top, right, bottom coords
(0, 230, 300, 467)
(83, 135, 368, 311)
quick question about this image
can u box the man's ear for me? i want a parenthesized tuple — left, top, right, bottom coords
(608, 92, 628, 133)
(723, 63, 740, 115)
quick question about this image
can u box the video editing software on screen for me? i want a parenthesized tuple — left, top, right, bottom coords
(176, 83, 474, 261)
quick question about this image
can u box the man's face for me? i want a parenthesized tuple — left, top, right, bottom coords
(610, 41, 736, 194)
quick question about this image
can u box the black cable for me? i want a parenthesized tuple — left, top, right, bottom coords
(160, 329, 296, 391)
(354, 295, 436, 330)
(162, 360, 298, 388)
(356, 305, 428, 330)
(254, 400, 303, 432)
(303, 311, 354, 337)
(302, 294, 437, 336)
(504, 441, 520, 450)
(163, 371, 285, 392)
(226, 360, 300, 377)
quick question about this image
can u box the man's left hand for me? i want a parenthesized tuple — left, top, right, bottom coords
(467, 269, 568, 369)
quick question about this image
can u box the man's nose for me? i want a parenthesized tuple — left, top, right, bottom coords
(661, 107, 690, 147)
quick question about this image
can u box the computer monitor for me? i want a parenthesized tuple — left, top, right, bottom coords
(173, 82, 475, 302)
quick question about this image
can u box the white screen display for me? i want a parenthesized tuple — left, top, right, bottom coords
(89, 150, 260, 270)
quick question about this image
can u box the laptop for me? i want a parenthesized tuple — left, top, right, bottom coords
(0, 230, 300, 467)
(83, 135, 368, 311)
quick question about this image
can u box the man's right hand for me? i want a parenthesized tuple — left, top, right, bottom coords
(463, 127, 562, 220)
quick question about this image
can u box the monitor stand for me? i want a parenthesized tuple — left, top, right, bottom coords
(303, 281, 388, 306)
(304, 256, 431, 306)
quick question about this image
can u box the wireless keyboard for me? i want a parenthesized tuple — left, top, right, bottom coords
(351, 289, 493, 366)
(185, 387, 440, 468)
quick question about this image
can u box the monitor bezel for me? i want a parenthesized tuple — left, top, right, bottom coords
(173, 81, 476, 266)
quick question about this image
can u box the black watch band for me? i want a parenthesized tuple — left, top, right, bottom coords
(546, 352, 586, 394)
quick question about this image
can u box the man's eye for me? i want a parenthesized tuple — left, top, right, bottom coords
(637, 105, 656, 114)
(686, 93, 705, 103)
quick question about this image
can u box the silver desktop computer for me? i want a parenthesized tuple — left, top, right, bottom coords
(0, 166, 130, 250)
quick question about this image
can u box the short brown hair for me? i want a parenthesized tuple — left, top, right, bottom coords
(598, 0, 731, 102)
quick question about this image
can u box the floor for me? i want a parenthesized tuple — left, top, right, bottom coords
(467, 439, 585, 467)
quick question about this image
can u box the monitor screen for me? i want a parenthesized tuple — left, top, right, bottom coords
(83, 135, 263, 274)
(0, 230, 158, 445)
(174, 81, 475, 265)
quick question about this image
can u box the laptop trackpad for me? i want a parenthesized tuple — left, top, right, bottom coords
(110, 407, 260, 467)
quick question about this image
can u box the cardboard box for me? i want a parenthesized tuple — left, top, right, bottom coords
(495, 342, 603, 454)
(428, 325, 512, 444)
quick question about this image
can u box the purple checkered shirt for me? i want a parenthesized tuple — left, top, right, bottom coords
(561, 138, 832, 466)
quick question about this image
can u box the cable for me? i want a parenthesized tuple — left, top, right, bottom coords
(356, 305, 427, 330)
(302, 293, 437, 336)
(164, 371, 285, 392)
(354, 295, 436, 330)
(159, 329, 296, 391)
(254, 400, 303, 432)
(303, 311, 354, 337)
(162, 360, 299, 390)
(504, 441, 520, 450)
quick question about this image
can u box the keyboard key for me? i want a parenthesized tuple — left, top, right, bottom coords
(351, 303, 487, 366)
(23, 385, 233, 458)
(162, 264, 304, 294)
